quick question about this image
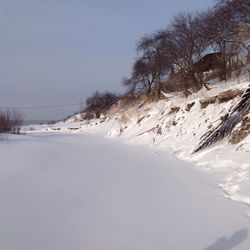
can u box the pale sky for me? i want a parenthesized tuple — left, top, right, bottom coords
(0, 0, 214, 120)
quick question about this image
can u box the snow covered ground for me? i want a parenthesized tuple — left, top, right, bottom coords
(0, 133, 250, 250)
(25, 77, 250, 208)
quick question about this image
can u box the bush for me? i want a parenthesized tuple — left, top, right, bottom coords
(86, 91, 117, 110)
(0, 109, 23, 134)
(83, 91, 117, 119)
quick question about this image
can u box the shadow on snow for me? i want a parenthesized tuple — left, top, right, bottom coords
(204, 228, 248, 250)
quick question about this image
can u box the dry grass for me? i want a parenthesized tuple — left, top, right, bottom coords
(217, 89, 244, 103)
(199, 88, 244, 109)
(229, 115, 250, 144)
(200, 96, 217, 108)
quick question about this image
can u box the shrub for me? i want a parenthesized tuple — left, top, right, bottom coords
(0, 109, 23, 134)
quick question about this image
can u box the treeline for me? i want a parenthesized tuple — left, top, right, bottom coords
(123, 0, 250, 98)
(83, 0, 250, 117)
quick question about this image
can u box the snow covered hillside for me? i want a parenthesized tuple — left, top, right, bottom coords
(0, 133, 250, 250)
(24, 77, 250, 208)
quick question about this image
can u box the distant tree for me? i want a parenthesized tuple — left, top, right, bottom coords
(85, 91, 117, 118)
(0, 109, 23, 134)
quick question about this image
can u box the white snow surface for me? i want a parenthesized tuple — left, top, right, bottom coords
(0, 133, 250, 250)
(2, 77, 249, 249)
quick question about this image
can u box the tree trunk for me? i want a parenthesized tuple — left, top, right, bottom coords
(155, 73, 162, 100)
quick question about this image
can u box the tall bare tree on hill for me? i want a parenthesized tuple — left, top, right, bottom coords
(167, 13, 208, 91)
(136, 32, 173, 98)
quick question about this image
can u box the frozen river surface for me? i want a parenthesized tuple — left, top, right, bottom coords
(0, 133, 249, 250)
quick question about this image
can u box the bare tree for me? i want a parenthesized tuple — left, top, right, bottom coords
(122, 57, 156, 97)
(200, 6, 242, 80)
(122, 0, 250, 99)
(136, 32, 173, 98)
(168, 13, 208, 91)
(84, 91, 117, 118)
(216, 0, 250, 25)
(0, 109, 23, 134)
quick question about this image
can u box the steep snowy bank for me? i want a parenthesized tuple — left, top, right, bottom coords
(24, 78, 250, 207)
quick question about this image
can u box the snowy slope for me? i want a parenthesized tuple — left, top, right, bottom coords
(23, 77, 250, 208)
(0, 133, 249, 250)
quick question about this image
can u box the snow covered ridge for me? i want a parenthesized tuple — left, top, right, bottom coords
(24, 79, 250, 206)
